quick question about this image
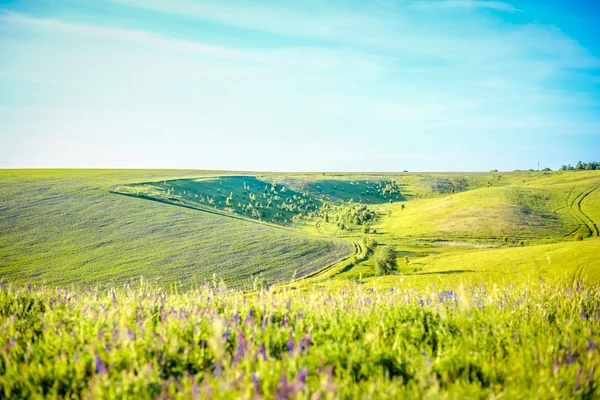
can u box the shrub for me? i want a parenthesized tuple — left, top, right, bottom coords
(575, 234, 584, 241)
(375, 246, 398, 276)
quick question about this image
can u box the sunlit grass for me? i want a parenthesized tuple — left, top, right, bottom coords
(1, 281, 598, 398)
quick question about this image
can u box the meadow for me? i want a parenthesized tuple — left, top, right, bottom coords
(1, 168, 600, 398)
(1, 281, 598, 399)
(0, 170, 351, 289)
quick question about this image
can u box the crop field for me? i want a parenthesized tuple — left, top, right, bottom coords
(1, 168, 600, 398)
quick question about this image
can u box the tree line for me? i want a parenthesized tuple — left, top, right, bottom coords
(560, 161, 600, 171)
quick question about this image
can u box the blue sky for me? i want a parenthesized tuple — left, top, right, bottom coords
(1, 0, 599, 171)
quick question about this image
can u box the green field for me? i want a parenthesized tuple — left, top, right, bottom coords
(2, 168, 600, 398)
(2, 170, 600, 290)
(0, 170, 352, 289)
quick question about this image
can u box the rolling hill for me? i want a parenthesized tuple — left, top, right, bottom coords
(0, 170, 352, 289)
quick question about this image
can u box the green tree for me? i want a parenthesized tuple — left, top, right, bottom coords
(375, 246, 398, 276)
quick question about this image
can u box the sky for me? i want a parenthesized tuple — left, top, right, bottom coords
(1, 0, 599, 172)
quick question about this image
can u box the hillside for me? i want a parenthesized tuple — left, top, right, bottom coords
(0, 170, 352, 289)
(375, 171, 600, 242)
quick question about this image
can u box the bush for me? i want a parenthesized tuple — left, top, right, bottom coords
(575, 234, 584, 241)
(363, 237, 378, 254)
(375, 246, 398, 276)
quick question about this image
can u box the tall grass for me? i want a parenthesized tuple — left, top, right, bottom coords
(1, 281, 598, 399)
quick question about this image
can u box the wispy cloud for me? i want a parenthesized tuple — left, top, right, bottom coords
(0, 12, 261, 63)
(1, 1, 599, 170)
(414, 0, 519, 12)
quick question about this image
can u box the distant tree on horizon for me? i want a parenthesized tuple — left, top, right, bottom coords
(560, 161, 599, 171)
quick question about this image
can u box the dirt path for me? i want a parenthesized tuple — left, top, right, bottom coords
(300, 239, 362, 281)
(316, 218, 326, 236)
(565, 183, 600, 238)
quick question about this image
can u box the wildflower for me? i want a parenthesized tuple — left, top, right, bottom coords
(438, 290, 457, 303)
(287, 335, 295, 353)
(297, 368, 309, 385)
(274, 375, 296, 399)
(233, 331, 246, 364)
(566, 349, 579, 364)
(300, 332, 312, 353)
(95, 355, 108, 374)
(257, 345, 267, 361)
(586, 339, 597, 352)
(251, 374, 263, 396)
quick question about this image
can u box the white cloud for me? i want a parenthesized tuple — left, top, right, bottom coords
(414, 1, 519, 12)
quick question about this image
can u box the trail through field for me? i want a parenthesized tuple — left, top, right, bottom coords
(565, 183, 600, 238)
(300, 239, 363, 281)
(316, 218, 326, 236)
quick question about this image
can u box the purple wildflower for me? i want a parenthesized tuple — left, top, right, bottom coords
(287, 335, 295, 353)
(233, 331, 246, 364)
(274, 375, 296, 400)
(418, 299, 424, 308)
(300, 332, 312, 353)
(297, 368, 309, 385)
(251, 374, 263, 396)
(581, 307, 588, 320)
(438, 290, 457, 303)
(258, 345, 267, 361)
(586, 339, 597, 352)
(95, 355, 108, 374)
(566, 349, 580, 364)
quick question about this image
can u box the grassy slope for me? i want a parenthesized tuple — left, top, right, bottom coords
(350, 239, 600, 289)
(287, 171, 600, 290)
(376, 171, 600, 242)
(0, 170, 352, 289)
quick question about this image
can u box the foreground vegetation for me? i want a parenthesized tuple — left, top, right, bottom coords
(1, 282, 599, 399)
